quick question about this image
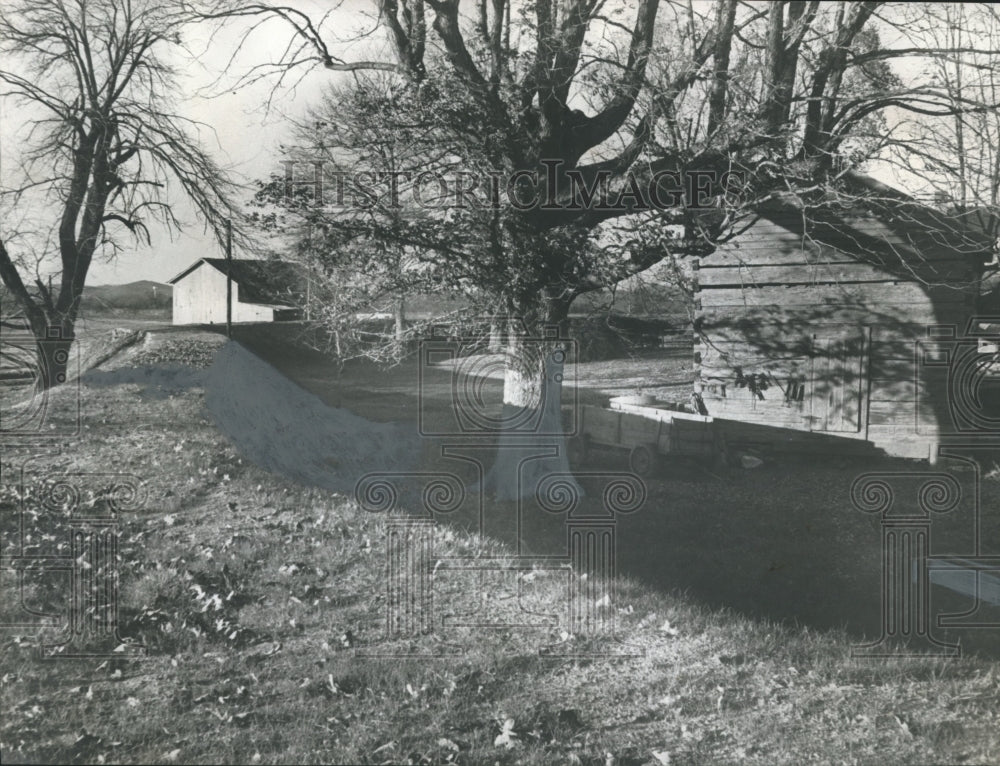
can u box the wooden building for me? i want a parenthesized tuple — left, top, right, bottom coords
(693, 180, 996, 460)
(169, 258, 304, 326)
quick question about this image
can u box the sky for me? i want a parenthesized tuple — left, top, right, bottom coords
(88, 4, 369, 285)
(0, 1, 966, 287)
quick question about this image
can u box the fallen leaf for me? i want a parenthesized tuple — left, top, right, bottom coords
(494, 718, 518, 749)
(895, 715, 914, 739)
(660, 620, 679, 637)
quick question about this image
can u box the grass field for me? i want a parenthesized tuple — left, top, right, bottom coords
(1, 325, 999, 765)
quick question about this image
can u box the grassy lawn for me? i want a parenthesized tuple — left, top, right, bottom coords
(1, 327, 999, 765)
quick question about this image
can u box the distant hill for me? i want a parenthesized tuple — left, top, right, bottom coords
(1, 279, 171, 317)
(81, 280, 171, 312)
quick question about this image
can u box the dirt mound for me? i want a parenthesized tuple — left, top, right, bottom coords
(125, 332, 226, 369)
(75, 327, 147, 376)
(204, 341, 419, 493)
(80, 330, 229, 399)
(73, 327, 226, 378)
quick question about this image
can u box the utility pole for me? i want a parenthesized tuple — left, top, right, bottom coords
(225, 219, 232, 339)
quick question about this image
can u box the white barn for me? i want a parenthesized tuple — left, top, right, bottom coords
(169, 258, 304, 326)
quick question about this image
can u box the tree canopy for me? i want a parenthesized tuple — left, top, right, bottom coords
(240, 1, 1000, 332)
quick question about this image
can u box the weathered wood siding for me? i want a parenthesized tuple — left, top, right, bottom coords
(694, 214, 983, 459)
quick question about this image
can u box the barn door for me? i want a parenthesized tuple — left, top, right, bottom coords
(810, 330, 868, 433)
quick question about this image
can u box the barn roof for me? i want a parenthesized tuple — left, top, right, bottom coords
(168, 258, 304, 307)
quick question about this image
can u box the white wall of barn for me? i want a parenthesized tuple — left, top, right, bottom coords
(172, 262, 275, 325)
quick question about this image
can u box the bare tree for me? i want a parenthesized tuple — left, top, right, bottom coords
(882, 5, 1000, 255)
(0, 0, 244, 388)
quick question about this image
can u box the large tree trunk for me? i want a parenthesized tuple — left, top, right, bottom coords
(1, 223, 88, 393)
(479, 300, 580, 502)
(33, 321, 75, 391)
(0, 242, 74, 392)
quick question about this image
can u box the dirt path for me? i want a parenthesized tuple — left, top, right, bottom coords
(231, 324, 695, 423)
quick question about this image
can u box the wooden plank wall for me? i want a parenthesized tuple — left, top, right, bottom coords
(693, 215, 982, 458)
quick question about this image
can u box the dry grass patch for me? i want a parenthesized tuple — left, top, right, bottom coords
(1, 330, 998, 765)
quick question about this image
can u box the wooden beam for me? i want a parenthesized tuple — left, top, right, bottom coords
(699, 283, 976, 308)
(697, 261, 977, 287)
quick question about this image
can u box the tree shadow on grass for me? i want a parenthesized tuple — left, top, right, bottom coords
(608, 452, 1000, 659)
(225, 326, 1000, 658)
